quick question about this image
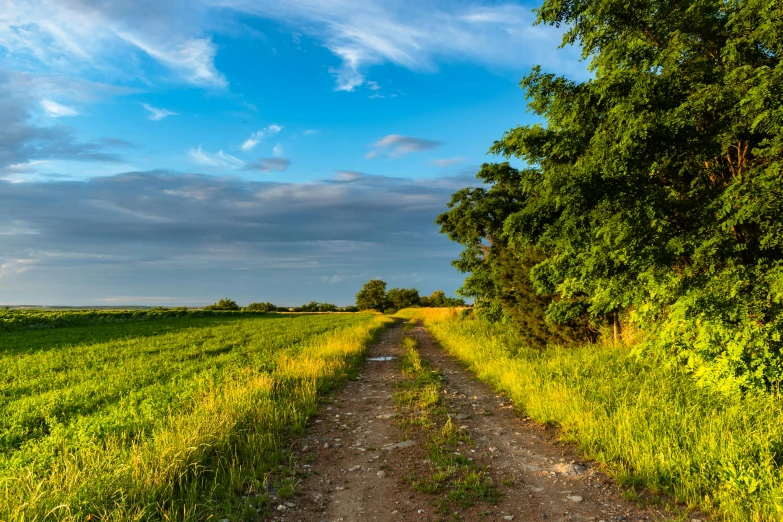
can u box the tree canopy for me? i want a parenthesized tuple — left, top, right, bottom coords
(245, 302, 277, 312)
(356, 280, 389, 311)
(204, 298, 240, 311)
(439, 0, 783, 390)
(387, 287, 421, 310)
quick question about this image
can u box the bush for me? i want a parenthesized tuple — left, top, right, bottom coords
(420, 290, 466, 308)
(245, 302, 276, 312)
(204, 298, 240, 311)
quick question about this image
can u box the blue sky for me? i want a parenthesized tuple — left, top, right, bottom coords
(0, 0, 584, 307)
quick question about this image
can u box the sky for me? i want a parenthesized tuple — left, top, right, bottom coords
(0, 0, 585, 307)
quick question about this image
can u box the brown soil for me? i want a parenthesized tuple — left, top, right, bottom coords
(272, 321, 700, 522)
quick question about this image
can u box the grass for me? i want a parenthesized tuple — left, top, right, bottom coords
(0, 311, 391, 521)
(393, 324, 500, 518)
(395, 308, 783, 522)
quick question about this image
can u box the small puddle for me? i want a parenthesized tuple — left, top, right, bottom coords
(367, 356, 397, 361)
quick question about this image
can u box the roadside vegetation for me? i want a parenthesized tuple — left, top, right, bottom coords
(393, 320, 500, 517)
(423, 1, 783, 517)
(397, 308, 783, 521)
(436, 0, 783, 393)
(0, 311, 391, 520)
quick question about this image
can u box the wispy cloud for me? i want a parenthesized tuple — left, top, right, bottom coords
(187, 146, 244, 168)
(0, 73, 122, 170)
(0, 1, 582, 96)
(242, 157, 290, 171)
(240, 124, 284, 151)
(272, 143, 284, 157)
(367, 134, 441, 159)
(431, 157, 466, 167)
(221, 0, 582, 91)
(40, 99, 78, 117)
(142, 103, 178, 121)
(1, 0, 224, 88)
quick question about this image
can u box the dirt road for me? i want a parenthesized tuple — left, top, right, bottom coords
(273, 320, 691, 522)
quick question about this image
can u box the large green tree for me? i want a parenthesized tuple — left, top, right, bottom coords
(386, 287, 421, 310)
(355, 279, 389, 311)
(443, 0, 783, 389)
(437, 162, 590, 345)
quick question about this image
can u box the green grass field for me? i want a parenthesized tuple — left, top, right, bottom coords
(0, 311, 390, 521)
(397, 308, 783, 522)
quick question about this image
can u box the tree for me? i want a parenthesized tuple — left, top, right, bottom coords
(245, 302, 276, 312)
(295, 301, 320, 312)
(437, 162, 590, 345)
(356, 279, 388, 311)
(386, 287, 421, 310)
(440, 0, 783, 389)
(317, 302, 338, 312)
(420, 290, 467, 308)
(204, 298, 239, 311)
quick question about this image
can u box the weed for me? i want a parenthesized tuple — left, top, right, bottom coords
(393, 332, 500, 513)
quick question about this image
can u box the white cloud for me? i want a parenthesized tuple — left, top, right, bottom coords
(0, 0, 582, 95)
(272, 143, 284, 157)
(219, 0, 582, 91)
(242, 157, 290, 171)
(367, 134, 441, 159)
(142, 103, 178, 120)
(431, 157, 466, 167)
(115, 31, 226, 88)
(1, 0, 224, 88)
(187, 146, 244, 168)
(40, 99, 78, 117)
(240, 124, 284, 151)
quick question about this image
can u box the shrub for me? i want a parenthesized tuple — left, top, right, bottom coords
(204, 298, 240, 311)
(245, 302, 276, 312)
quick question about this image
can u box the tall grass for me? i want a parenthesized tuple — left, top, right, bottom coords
(0, 313, 391, 521)
(396, 308, 783, 521)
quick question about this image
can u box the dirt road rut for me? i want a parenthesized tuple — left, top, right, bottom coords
(275, 320, 683, 522)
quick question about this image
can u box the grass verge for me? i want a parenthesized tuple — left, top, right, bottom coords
(393, 324, 500, 519)
(395, 308, 783, 522)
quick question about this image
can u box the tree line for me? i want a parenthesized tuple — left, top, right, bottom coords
(354, 279, 465, 313)
(200, 282, 465, 314)
(437, 0, 783, 391)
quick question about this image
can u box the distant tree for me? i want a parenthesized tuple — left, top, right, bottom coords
(317, 302, 338, 312)
(341, 305, 359, 312)
(420, 290, 466, 308)
(295, 301, 320, 312)
(356, 279, 388, 311)
(204, 298, 240, 311)
(387, 287, 420, 310)
(245, 302, 276, 312)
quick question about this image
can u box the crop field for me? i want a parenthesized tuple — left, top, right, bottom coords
(0, 310, 390, 521)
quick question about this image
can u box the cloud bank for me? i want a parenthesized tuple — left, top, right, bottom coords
(0, 170, 474, 305)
